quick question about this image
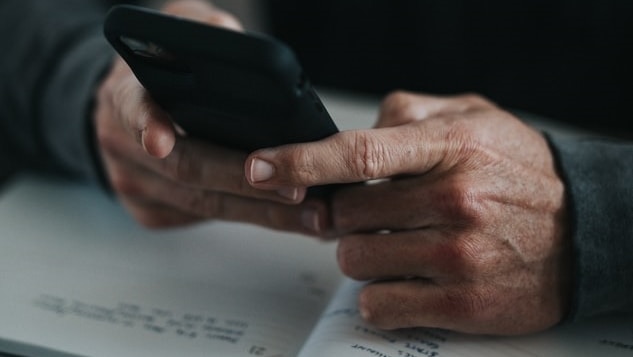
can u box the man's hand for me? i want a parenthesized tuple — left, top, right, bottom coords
(94, 0, 313, 231)
(245, 92, 571, 335)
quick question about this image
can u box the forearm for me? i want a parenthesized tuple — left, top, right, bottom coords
(547, 134, 633, 320)
(0, 0, 115, 181)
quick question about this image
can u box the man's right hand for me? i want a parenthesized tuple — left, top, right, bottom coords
(94, 0, 315, 231)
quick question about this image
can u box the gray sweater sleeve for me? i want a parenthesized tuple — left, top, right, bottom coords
(0, 0, 115, 183)
(547, 134, 633, 321)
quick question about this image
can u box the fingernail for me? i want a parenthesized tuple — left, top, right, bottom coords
(302, 207, 321, 233)
(277, 187, 299, 201)
(249, 158, 275, 183)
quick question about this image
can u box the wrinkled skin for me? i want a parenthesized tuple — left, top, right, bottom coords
(95, 0, 318, 233)
(245, 92, 571, 335)
(94, 0, 571, 335)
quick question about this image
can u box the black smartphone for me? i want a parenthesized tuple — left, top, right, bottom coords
(103, 5, 338, 153)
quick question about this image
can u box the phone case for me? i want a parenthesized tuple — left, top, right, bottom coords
(103, 5, 338, 152)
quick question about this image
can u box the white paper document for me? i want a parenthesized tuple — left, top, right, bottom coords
(0, 176, 631, 357)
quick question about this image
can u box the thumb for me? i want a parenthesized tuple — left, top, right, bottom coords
(245, 124, 449, 189)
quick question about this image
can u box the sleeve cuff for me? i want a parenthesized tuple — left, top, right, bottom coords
(546, 133, 633, 321)
(40, 28, 114, 185)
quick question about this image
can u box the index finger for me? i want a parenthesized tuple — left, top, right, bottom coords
(245, 122, 451, 189)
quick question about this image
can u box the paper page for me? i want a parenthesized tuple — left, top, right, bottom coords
(0, 176, 343, 357)
(298, 280, 633, 357)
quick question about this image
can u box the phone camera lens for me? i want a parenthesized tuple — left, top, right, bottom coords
(119, 36, 176, 61)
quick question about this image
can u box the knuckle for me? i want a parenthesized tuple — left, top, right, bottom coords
(434, 180, 483, 223)
(380, 90, 419, 119)
(349, 131, 388, 180)
(445, 119, 475, 143)
(457, 93, 491, 108)
(444, 122, 484, 162)
(382, 90, 415, 108)
(437, 236, 485, 275)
